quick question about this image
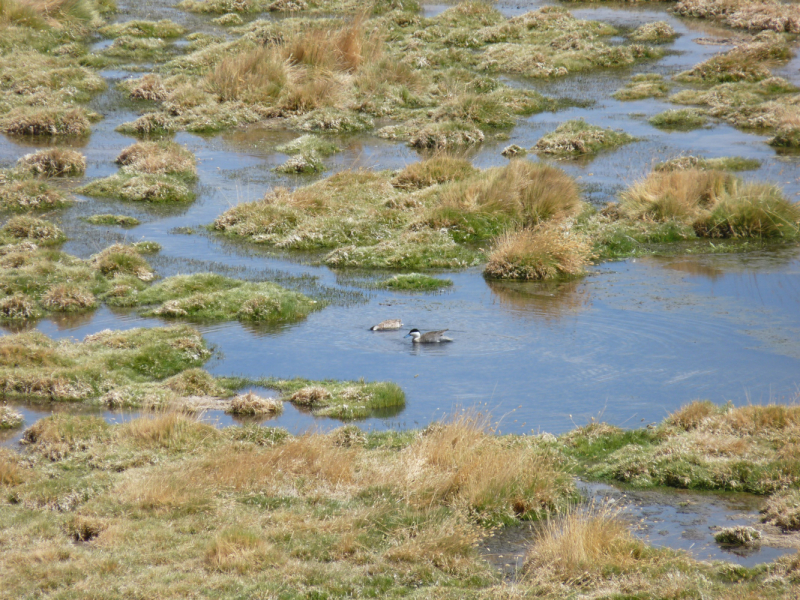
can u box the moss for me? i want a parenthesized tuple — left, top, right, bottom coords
(377, 273, 453, 291)
(649, 108, 708, 131)
(82, 214, 141, 227)
(98, 19, 185, 38)
(534, 120, 636, 156)
(655, 156, 761, 172)
(0, 325, 211, 402)
(276, 134, 340, 158)
(612, 73, 670, 101)
(135, 273, 320, 324)
(78, 173, 195, 203)
(270, 377, 406, 420)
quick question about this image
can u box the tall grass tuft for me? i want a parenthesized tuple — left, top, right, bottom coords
(484, 224, 593, 281)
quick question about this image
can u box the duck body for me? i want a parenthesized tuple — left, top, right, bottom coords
(370, 319, 402, 331)
(405, 328, 452, 343)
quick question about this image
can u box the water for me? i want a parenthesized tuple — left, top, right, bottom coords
(1, 6, 799, 439)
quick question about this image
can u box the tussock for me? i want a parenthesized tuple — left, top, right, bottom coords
(17, 148, 86, 177)
(1, 215, 64, 243)
(534, 120, 636, 156)
(484, 224, 593, 281)
(227, 392, 283, 416)
(116, 140, 197, 178)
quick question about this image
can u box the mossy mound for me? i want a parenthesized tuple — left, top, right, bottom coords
(534, 120, 636, 156)
(270, 378, 406, 420)
(78, 173, 195, 203)
(377, 273, 453, 291)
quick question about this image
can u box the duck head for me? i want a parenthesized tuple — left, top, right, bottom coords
(404, 329, 421, 340)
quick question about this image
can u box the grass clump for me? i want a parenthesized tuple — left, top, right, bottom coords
(40, 283, 96, 312)
(134, 272, 319, 324)
(630, 20, 677, 42)
(655, 155, 761, 172)
(613, 73, 670, 101)
(0, 325, 212, 403)
(17, 148, 86, 177)
(484, 223, 593, 281)
(90, 243, 154, 280)
(672, 0, 800, 34)
(0, 106, 91, 136)
(715, 525, 761, 545)
(377, 273, 453, 291)
(274, 153, 323, 174)
(649, 108, 708, 130)
(761, 488, 800, 530)
(82, 214, 140, 227)
(1, 215, 64, 243)
(116, 141, 197, 179)
(561, 400, 800, 494)
(227, 392, 283, 416)
(0, 405, 23, 429)
(534, 120, 636, 156)
(272, 378, 405, 420)
(392, 155, 476, 189)
(99, 19, 185, 38)
(78, 173, 195, 203)
(0, 177, 70, 210)
(212, 12, 243, 25)
(769, 117, 800, 148)
(620, 168, 800, 240)
(276, 134, 340, 158)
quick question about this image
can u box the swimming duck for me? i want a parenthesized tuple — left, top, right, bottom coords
(405, 329, 452, 343)
(370, 319, 402, 331)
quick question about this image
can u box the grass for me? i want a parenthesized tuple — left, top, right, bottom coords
(672, 0, 800, 33)
(377, 273, 453, 291)
(0, 177, 71, 210)
(0, 106, 92, 136)
(392, 155, 476, 190)
(561, 399, 800, 494)
(17, 148, 86, 177)
(612, 73, 670, 101)
(649, 108, 708, 130)
(655, 155, 761, 172)
(78, 173, 195, 203)
(98, 19, 185, 38)
(82, 214, 140, 227)
(484, 223, 593, 281)
(0, 324, 212, 403)
(619, 168, 800, 239)
(1, 215, 65, 243)
(534, 119, 636, 156)
(132, 272, 320, 324)
(269, 378, 406, 420)
(115, 140, 197, 179)
(630, 20, 677, 42)
(762, 488, 800, 530)
(0, 405, 24, 429)
(227, 392, 283, 416)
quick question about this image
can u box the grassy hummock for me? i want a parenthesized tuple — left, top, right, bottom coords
(655, 155, 761, 172)
(78, 173, 195, 203)
(98, 19, 186, 38)
(629, 20, 677, 43)
(561, 400, 800, 494)
(0, 176, 71, 211)
(130, 273, 320, 324)
(613, 73, 670, 101)
(534, 119, 637, 156)
(377, 273, 453, 291)
(0, 325, 212, 403)
(270, 378, 406, 420)
(83, 214, 141, 227)
(17, 148, 87, 177)
(649, 108, 708, 130)
(0, 405, 24, 429)
(672, 0, 800, 34)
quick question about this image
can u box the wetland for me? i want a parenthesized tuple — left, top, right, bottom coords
(1, 0, 799, 597)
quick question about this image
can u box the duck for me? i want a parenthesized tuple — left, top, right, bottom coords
(405, 328, 452, 343)
(370, 319, 402, 331)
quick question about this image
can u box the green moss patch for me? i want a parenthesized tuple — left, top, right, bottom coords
(649, 108, 708, 131)
(534, 120, 636, 156)
(269, 378, 406, 420)
(377, 273, 453, 291)
(99, 19, 186, 38)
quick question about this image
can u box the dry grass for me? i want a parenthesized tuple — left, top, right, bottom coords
(619, 169, 736, 222)
(206, 528, 280, 573)
(534, 120, 636, 156)
(0, 179, 69, 211)
(40, 283, 96, 311)
(116, 141, 196, 178)
(673, 0, 800, 33)
(524, 502, 654, 587)
(762, 488, 800, 530)
(484, 224, 593, 281)
(668, 400, 717, 430)
(1, 215, 64, 243)
(227, 392, 283, 416)
(0, 405, 24, 429)
(90, 244, 154, 280)
(17, 148, 86, 177)
(392, 155, 476, 189)
(0, 107, 91, 136)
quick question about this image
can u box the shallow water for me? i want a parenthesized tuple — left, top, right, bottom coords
(1, 0, 799, 439)
(482, 481, 798, 575)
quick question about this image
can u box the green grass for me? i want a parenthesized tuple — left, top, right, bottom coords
(133, 272, 320, 324)
(78, 173, 195, 203)
(377, 273, 453, 291)
(612, 73, 669, 101)
(534, 119, 637, 156)
(649, 108, 708, 131)
(0, 177, 71, 210)
(268, 377, 406, 420)
(82, 214, 141, 227)
(98, 19, 185, 38)
(655, 156, 761, 172)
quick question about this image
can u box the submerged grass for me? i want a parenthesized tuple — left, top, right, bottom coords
(649, 108, 709, 130)
(613, 73, 670, 101)
(377, 273, 453, 291)
(655, 155, 762, 172)
(82, 214, 140, 227)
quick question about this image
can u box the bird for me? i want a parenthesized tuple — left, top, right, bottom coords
(370, 319, 402, 331)
(405, 328, 452, 343)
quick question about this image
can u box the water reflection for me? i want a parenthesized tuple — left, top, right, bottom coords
(486, 278, 590, 321)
